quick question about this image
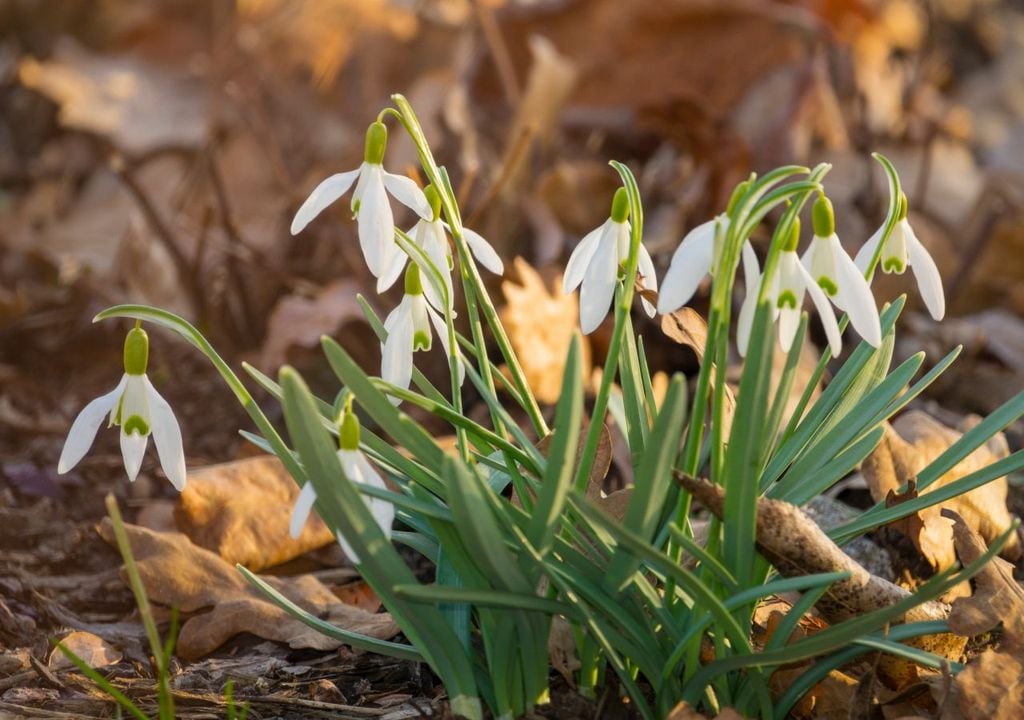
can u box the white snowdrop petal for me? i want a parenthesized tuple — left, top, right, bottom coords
(143, 376, 187, 491)
(289, 482, 318, 539)
(290, 169, 361, 235)
(356, 167, 395, 278)
(120, 430, 149, 483)
(578, 225, 619, 335)
(421, 223, 453, 311)
(657, 219, 717, 313)
(777, 306, 802, 353)
(355, 453, 395, 542)
(377, 245, 409, 294)
(833, 243, 882, 348)
(427, 304, 465, 386)
(854, 226, 884, 275)
(563, 223, 605, 293)
(381, 303, 415, 399)
(382, 172, 432, 220)
(797, 260, 843, 356)
(58, 375, 127, 474)
(463, 227, 504, 275)
(736, 286, 758, 358)
(636, 243, 658, 317)
(904, 223, 946, 321)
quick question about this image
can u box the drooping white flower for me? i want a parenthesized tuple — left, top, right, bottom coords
(853, 194, 945, 321)
(290, 411, 394, 564)
(57, 327, 186, 490)
(563, 187, 657, 335)
(381, 263, 463, 398)
(801, 195, 882, 348)
(378, 184, 503, 303)
(738, 220, 842, 357)
(290, 121, 432, 280)
(657, 215, 730, 314)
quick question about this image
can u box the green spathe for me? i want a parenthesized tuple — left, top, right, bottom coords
(364, 122, 388, 165)
(610, 187, 630, 224)
(812, 195, 835, 237)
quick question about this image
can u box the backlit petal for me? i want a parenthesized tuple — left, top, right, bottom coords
(657, 219, 716, 313)
(382, 172, 432, 220)
(832, 239, 882, 347)
(381, 300, 415, 398)
(356, 166, 395, 277)
(578, 224, 618, 335)
(854, 226, 884, 275)
(290, 168, 361, 235)
(58, 375, 127, 474)
(636, 243, 658, 317)
(563, 222, 605, 293)
(904, 221, 946, 321)
(796, 260, 842, 355)
(289, 482, 317, 539)
(120, 429, 149, 483)
(144, 376, 187, 491)
(427, 304, 465, 386)
(463, 227, 504, 275)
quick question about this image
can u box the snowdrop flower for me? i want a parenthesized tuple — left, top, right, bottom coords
(290, 410, 394, 564)
(381, 263, 463, 397)
(854, 193, 945, 321)
(378, 184, 504, 304)
(57, 326, 186, 490)
(801, 195, 882, 348)
(658, 181, 752, 314)
(738, 219, 842, 357)
(290, 121, 432, 281)
(563, 188, 657, 335)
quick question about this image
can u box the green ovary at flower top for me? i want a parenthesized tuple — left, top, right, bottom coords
(289, 407, 393, 564)
(854, 191, 946, 321)
(563, 186, 658, 334)
(57, 325, 187, 491)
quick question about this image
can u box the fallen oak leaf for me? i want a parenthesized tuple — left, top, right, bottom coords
(863, 411, 1020, 570)
(175, 455, 334, 571)
(96, 520, 398, 660)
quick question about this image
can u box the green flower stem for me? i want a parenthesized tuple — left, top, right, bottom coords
(389, 93, 547, 436)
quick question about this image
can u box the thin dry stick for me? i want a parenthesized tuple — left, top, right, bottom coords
(472, 0, 520, 105)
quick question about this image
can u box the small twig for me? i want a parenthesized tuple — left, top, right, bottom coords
(472, 0, 520, 105)
(465, 125, 534, 228)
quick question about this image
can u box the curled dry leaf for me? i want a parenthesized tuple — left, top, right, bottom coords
(260, 280, 364, 369)
(96, 520, 398, 660)
(548, 616, 580, 686)
(667, 702, 747, 719)
(175, 455, 334, 571)
(49, 631, 122, 671)
(863, 410, 1020, 570)
(500, 257, 591, 404)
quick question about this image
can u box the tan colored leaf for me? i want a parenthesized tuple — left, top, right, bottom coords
(18, 39, 208, 154)
(659, 305, 709, 361)
(667, 703, 748, 719)
(175, 455, 334, 571)
(945, 509, 1024, 639)
(260, 280, 364, 369)
(535, 421, 612, 500)
(863, 410, 1020, 570)
(332, 581, 383, 613)
(500, 257, 592, 404)
(548, 616, 580, 685)
(49, 631, 122, 671)
(97, 520, 398, 660)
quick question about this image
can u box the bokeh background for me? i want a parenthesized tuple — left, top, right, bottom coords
(1, 0, 1024, 713)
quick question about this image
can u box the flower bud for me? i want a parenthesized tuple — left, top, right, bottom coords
(812, 195, 835, 237)
(610, 187, 630, 224)
(782, 217, 802, 253)
(364, 122, 388, 165)
(123, 327, 149, 376)
(404, 262, 424, 296)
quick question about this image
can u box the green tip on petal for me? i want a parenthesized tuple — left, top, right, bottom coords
(818, 276, 838, 296)
(776, 290, 799, 310)
(883, 257, 906, 274)
(610, 188, 630, 223)
(726, 180, 751, 215)
(413, 330, 431, 351)
(782, 217, 802, 253)
(404, 263, 424, 296)
(423, 184, 442, 221)
(123, 327, 149, 376)
(898, 192, 909, 221)
(364, 121, 388, 165)
(339, 410, 361, 450)
(812, 195, 835, 237)
(123, 414, 150, 436)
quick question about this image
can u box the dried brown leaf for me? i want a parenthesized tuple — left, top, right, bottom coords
(660, 306, 709, 361)
(49, 631, 122, 671)
(667, 703, 748, 720)
(175, 455, 334, 571)
(864, 411, 1020, 570)
(260, 280, 364, 369)
(500, 257, 591, 404)
(96, 520, 397, 660)
(548, 616, 580, 686)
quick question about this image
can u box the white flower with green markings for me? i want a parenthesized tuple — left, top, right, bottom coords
(854, 193, 945, 321)
(564, 188, 657, 335)
(290, 410, 393, 564)
(57, 326, 186, 490)
(381, 263, 463, 397)
(801, 195, 882, 348)
(379, 184, 504, 307)
(290, 121, 432, 283)
(738, 218, 842, 357)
